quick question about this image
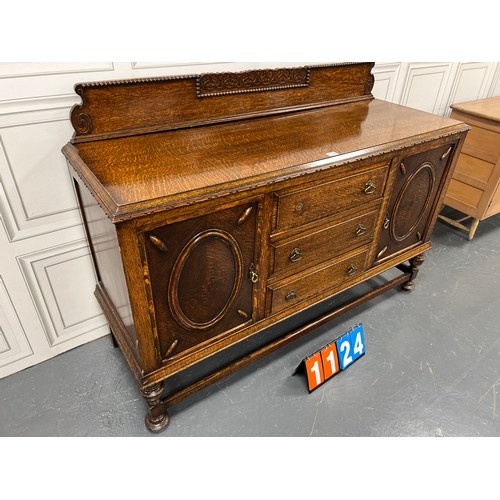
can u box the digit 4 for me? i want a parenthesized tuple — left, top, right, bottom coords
(350, 325, 365, 362)
(335, 325, 366, 370)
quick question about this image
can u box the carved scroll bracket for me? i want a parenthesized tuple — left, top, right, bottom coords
(70, 85, 93, 135)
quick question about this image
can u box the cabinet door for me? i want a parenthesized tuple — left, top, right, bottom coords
(374, 141, 457, 262)
(143, 201, 260, 361)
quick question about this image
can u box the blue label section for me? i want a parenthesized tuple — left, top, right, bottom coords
(350, 324, 365, 363)
(335, 325, 365, 370)
(336, 333, 353, 370)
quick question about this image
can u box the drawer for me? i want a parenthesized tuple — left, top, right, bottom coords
(271, 209, 378, 279)
(268, 249, 368, 315)
(453, 152, 494, 187)
(445, 178, 484, 211)
(462, 126, 500, 164)
(274, 163, 388, 232)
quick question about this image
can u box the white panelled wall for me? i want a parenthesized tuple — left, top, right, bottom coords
(0, 62, 499, 378)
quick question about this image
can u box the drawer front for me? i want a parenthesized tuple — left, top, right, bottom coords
(271, 209, 378, 279)
(453, 152, 494, 186)
(461, 126, 499, 164)
(274, 164, 388, 232)
(445, 178, 484, 212)
(269, 249, 368, 315)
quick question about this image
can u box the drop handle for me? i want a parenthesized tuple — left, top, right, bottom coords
(290, 247, 302, 262)
(441, 145, 453, 160)
(355, 224, 367, 236)
(383, 217, 390, 229)
(364, 180, 376, 195)
(285, 290, 297, 301)
(248, 263, 259, 283)
(347, 264, 358, 276)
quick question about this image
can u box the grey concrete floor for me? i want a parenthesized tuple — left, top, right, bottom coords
(1, 209, 499, 437)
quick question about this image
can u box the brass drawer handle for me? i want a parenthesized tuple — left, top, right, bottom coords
(295, 201, 304, 213)
(290, 247, 302, 262)
(347, 264, 358, 276)
(383, 217, 390, 229)
(355, 223, 367, 236)
(364, 180, 376, 195)
(285, 290, 297, 301)
(248, 263, 259, 283)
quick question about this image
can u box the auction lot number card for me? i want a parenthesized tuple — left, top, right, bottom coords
(299, 324, 365, 392)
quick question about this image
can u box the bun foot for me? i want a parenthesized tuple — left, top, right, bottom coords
(145, 403, 170, 433)
(401, 280, 415, 292)
(400, 253, 425, 292)
(140, 381, 170, 433)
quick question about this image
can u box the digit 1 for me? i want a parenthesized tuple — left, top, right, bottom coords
(310, 360, 322, 386)
(321, 344, 339, 379)
(305, 352, 325, 391)
(326, 350, 335, 372)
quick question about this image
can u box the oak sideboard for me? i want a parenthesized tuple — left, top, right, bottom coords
(62, 63, 468, 432)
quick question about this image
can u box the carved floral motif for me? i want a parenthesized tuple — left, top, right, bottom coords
(197, 67, 311, 97)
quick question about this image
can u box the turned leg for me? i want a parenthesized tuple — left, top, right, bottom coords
(400, 253, 425, 292)
(139, 382, 170, 433)
(468, 218, 480, 241)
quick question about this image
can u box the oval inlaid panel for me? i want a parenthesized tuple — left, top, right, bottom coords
(168, 230, 243, 331)
(391, 162, 435, 242)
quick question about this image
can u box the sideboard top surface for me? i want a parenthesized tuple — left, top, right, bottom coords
(64, 98, 466, 222)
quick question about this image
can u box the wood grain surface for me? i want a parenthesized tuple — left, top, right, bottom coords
(65, 99, 466, 222)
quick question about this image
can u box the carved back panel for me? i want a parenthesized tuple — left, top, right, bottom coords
(70, 63, 375, 143)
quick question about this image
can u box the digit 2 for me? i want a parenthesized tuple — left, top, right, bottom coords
(337, 334, 353, 370)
